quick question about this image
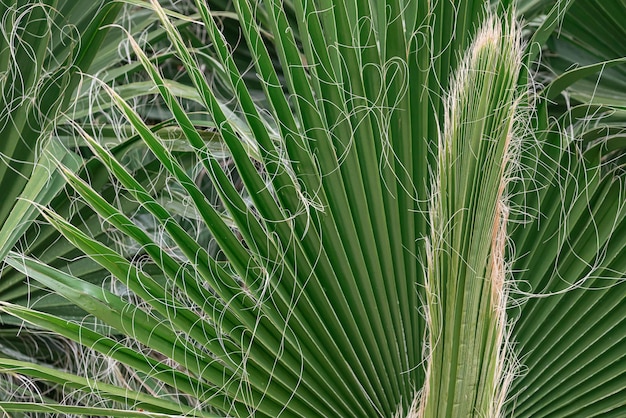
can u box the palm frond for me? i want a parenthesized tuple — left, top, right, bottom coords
(1, 0, 626, 417)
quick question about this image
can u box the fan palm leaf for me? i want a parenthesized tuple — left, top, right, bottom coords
(1, 0, 626, 416)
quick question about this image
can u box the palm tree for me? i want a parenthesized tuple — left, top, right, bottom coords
(1, 0, 626, 416)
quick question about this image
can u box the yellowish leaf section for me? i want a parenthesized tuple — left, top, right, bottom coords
(419, 13, 523, 418)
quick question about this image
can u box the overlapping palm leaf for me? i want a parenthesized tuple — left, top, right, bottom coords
(0, 0, 217, 325)
(0, 1, 131, 373)
(0, 0, 123, 260)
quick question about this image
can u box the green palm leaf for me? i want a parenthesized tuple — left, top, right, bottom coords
(0, 0, 212, 327)
(0, 0, 122, 260)
(1, 0, 626, 416)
